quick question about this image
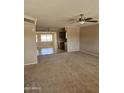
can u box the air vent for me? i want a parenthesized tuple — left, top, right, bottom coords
(24, 18, 35, 24)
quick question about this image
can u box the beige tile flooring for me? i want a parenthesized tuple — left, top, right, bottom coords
(25, 52, 99, 93)
(37, 48, 66, 55)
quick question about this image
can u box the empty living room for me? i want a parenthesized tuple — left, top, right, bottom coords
(2, 0, 124, 93)
(24, 0, 99, 93)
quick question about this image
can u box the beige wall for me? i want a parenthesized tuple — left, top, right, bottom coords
(66, 26, 80, 52)
(80, 24, 99, 56)
(36, 32, 58, 50)
(24, 22, 37, 65)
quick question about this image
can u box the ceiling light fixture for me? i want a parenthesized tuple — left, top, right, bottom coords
(79, 21, 85, 24)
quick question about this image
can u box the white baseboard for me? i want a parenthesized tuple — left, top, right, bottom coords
(80, 49, 99, 57)
(24, 62, 37, 66)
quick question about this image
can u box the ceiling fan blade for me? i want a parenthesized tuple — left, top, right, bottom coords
(86, 20, 98, 22)
(84, 18, 93, 21)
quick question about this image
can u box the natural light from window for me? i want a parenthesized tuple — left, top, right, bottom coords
(41, 34, 53, 42)
(36, 35, 38, 42)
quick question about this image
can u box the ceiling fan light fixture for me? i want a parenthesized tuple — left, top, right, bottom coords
(79, 21, 85, 24)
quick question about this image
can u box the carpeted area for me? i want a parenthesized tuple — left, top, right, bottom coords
(25, 52, 99, 93)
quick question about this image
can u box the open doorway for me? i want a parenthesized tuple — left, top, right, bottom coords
(57, 30, 67, 53)
(36, 30, 68, 55)
(36, 32, 58, 55)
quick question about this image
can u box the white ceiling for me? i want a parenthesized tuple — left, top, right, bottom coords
(24, 0, 99, 28)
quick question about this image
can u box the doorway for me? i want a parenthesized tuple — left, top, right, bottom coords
(57, 30, 67, 53)
(36, 32, 57, 55)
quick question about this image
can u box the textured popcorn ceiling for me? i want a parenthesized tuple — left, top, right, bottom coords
(25, 0, 99, 28)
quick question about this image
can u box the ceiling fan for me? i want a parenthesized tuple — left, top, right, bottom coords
(71, 14, 98, 24)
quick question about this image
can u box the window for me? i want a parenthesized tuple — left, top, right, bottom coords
(41, 34, 53, 42)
